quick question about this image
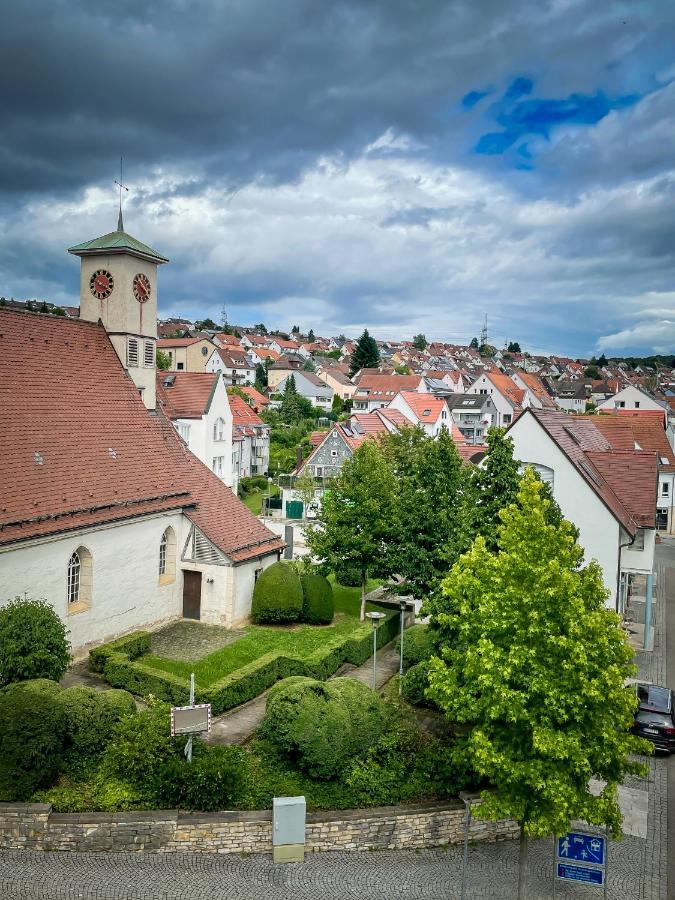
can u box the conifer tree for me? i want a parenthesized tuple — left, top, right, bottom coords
(464, 427, 520, 552)
(349, 329, 380, 377)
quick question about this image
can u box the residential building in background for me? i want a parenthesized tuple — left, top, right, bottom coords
(157, 336, 216, 372)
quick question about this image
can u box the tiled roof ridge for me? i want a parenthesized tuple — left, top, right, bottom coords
(0, 307, 101, 329)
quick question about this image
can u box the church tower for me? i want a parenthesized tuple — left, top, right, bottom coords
(68, 210, 169, 410)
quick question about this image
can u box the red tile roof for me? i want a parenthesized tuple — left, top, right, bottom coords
(516, 409, 657, 534)
(238, 386, 270, 411)
(157, 337, 202, 348)
(353, 373, 424, 400)
(0, 310, 282, 561)
(592, 414, 675, 472)
(486, 372, 525, 408)
(394, 391, 447, 424)
(515, 372, 556, 409)
(156, 372, 219, 419)
(228, 394, 263, 427)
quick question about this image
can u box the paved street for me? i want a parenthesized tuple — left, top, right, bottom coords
(3, 545, 672, 899)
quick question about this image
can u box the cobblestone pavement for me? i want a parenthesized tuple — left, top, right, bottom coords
(0, 834, 649, 900)
(149, 621, 245, 662)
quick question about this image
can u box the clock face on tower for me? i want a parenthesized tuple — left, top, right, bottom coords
(133, 273, 151, 303)
(89, 269, 114, 300)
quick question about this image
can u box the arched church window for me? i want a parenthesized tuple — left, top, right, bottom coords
(67, 546, 93, 612)
(159, 527, 176, 584)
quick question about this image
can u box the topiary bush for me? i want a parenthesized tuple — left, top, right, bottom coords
(251, 562, 303, 624)
(0, 679, 67, 799)
(260, 676, 386, 779)
(151, 743, 247, 811)
(0, 598, 70, 686)
(396, 624, 435, 672)
(60, 687, 136, 760)
(300, 573, 334, 624)
(401, 659, 436, 709)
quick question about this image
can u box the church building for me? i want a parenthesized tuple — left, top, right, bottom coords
(0, 212, 283, 656)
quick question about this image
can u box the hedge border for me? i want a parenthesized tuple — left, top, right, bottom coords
(89, 610, 398, 715)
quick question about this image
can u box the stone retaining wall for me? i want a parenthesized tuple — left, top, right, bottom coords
(0, 801, 518, 855)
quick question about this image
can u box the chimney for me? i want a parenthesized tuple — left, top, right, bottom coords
(296, 445, 303, 470)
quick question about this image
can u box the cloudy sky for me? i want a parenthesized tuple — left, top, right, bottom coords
(1, 0, 674, 356)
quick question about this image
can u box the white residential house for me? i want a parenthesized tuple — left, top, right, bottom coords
(157, 371, 234, 490)
(553, 380, 587, 413)
(444, 394, 496, 444)
(467, 372, 527, 427)
(507, 409, 657, 646)
(229, 394, 271, 486)
(387, 392, 455, 437)
(206, 348, 255, 386)
(596, 385, 666, 414)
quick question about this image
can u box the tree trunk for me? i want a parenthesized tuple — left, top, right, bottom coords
(360, 570, 367, 622)
(517, 828, 528, 900)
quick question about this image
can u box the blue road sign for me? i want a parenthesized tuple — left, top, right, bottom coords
(558, 832, 605, 866)
(557, 863, 604, 886)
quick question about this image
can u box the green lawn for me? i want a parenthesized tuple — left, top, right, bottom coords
(241, 484, 279, 515)
(141, 577, 384, 688)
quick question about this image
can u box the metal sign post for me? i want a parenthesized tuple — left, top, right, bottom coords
(365, 611, 386, 691)
(555, 830, 607, 890)
(170, 672, 212, 764)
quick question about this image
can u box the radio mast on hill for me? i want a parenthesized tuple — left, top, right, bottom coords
(480, 314, 488, 347)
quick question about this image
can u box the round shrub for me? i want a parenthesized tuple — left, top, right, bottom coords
(251, 562, 303, 624)
(0, 598, 70, 686)
(0, 680, 67, 799)
(396, 625, 435, 672)
(60, 687, 136, 759)
(401, 660, 436, 709)
(151, 743, 247, 811)
(300, 573, 334, 624)
(260, 676, 386, 779)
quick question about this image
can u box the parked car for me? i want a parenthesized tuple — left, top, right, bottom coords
(631, 682, 675, 753)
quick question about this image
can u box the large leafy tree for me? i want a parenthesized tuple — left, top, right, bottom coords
(382, 427, 465, 606)
(464, 427, 521, 552)
(427, 471, 649, 899)
(305, 440, 394, 620)
(349, 329, 380, 377)
(412, 333, 428, 351)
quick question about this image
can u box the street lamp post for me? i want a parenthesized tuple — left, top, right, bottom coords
(266, 476, 273, 515)
(459, 791, 481, 900)
(398, 598, 407, 695)
(365, 611, 386, 691)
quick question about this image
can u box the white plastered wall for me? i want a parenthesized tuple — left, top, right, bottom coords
(508, 413, 622, 608)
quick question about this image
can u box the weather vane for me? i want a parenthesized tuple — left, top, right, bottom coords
(114, 156, 128, 231)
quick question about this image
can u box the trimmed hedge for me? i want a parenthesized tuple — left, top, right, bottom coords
(89, 632, 150, 674)
(300, 573, 334, 624)
(91, 608, 399, 715)
(60, 687, 136, 759)
(401, 659, 436, 709)
(0, 598, 71, 686)
(251, 562, 304, 624)
(396, 625, 435, 672)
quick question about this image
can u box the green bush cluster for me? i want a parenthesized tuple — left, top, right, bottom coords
(0, 677, 137, 802)
(251, 562, 304, 624)
(0, 680, 67, 800)
(333, 560, 362, 587)
(238, 475, 270, 496)
(260, 677, 386, 779)
(0, 598, 70, 686)
(89, 631, 150, 674)
(401, 660, 436, 708)
(396, 624, 435, 672)
(300, 572, 334, 624)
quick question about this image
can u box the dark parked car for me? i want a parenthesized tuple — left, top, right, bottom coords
(631, 683, 675, 753)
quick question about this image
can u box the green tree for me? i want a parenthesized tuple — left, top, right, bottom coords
(584, 365, 600, 379)
(305, 441, 394, 620)
(307, 328, 315, 343)
(469, 337, 479, 349)
(507, 341, 521, 353)
(427, 471, 649, 898)
(464, 427, 520, 552)
(394, 364, 411, 375)
(291, 325, 300, 334)
(597, 353, 608, 367)
(194, 317, 216, 331)
(303, 357, 316, 372)
(156, 349, 171, 371)
(412, 333, 428, 351)
(382, 427, 465, 606)
(53, 307, 66, 317)
(349, 329, 380, 377)
(331, 394, 346, 416)
(255, 362, 268, 389)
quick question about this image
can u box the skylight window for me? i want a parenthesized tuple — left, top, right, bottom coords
(660, 456, 669, 465)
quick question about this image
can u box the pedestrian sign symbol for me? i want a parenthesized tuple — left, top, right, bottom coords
(558, 832, 605, 866)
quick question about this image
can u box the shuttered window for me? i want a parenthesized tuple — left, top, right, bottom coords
(144, 340, 154, 368)
(127, 338, 139, 367)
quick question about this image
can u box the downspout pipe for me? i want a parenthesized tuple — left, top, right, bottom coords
(617, 530, 635, 614)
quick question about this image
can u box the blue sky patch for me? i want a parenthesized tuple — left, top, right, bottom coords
(461, 89, 491, 110)
(474, 79, 641, 157)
